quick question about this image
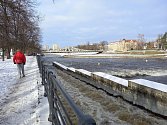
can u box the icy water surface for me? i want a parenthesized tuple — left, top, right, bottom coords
(44, 54, 167, 84)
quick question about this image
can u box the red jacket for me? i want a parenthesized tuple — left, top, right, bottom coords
(13, 51, 26, 64)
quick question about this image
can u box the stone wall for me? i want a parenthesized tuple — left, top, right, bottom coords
(52, 61, 167, 117)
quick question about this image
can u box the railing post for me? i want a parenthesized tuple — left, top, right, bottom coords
(47, 71, 55, 123)
(44, 66, 49, 97)
(41, 62, 45, 85)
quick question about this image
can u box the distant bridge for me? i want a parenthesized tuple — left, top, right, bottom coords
(43, 50, 103, 54)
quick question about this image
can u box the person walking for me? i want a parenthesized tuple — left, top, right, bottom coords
(13, 49, 26, 78)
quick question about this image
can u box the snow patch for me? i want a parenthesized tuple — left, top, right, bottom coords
(93, 72, 128, 87)
(0, 58, 17, 98)
(67, 67, 76, 72)
(130, 79, 167, 93)
(53, 62, 68, 70)
(76, 69, 91, 76)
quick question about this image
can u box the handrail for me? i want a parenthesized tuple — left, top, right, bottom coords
(36, 55, 96, 125)
(51, 76, 96, 125)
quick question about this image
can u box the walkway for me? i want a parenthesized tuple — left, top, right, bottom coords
(0, 56, 51, 125)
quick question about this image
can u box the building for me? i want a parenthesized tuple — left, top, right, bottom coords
(122, 39, 139, 51)
(107, 39, 139, 52)
(107, 41, 121, 51)
(52, 44, 59, 51)
(155, 32, 167, 50)
(42, 45, 49, 51)
(161, 32, 167, 50)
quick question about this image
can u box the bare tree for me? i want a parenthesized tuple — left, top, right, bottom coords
(0, 0, 42, 60)
(137, 34, 145, 50)
(0, 1, 12, 60)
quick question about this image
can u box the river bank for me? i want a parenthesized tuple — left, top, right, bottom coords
(44, 50, 167, 58)
(63, 53, 167, 58)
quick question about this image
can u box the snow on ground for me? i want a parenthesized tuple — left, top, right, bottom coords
(130, 79, 167, 93)
(76, 69, 91, 76)
(47, 52, 99, 57)
(0, 59, 17, 100)
(92, 72, 128, 87)
(53, 62, 68, 70)
(0, 56, 51, 125)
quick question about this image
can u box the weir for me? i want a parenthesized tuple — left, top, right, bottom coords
(53, 61, 167, 117)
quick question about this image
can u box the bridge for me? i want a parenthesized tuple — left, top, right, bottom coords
(43, 50, 103, 54)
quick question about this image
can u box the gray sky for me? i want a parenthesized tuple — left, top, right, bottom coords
(37, 0, 167, 48)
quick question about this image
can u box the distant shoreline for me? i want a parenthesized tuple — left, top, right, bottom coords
(45, 52, 167, 58)
(63, 54, 167, 58)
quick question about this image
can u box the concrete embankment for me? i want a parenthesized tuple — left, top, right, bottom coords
(53, 61, 167, 117)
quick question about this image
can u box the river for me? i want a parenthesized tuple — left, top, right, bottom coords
(44, 54, 167, 84)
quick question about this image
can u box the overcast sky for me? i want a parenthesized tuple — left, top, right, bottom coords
(37, 0, 167, 48)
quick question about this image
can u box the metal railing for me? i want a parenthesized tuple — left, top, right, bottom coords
(37, 55, 96, 125)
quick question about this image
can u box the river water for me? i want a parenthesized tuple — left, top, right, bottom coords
(44, 54, 167, 84)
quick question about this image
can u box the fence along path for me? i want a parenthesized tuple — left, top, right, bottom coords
(38, 57, 96, 125)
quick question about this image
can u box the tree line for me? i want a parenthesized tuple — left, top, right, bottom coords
(157, 32, 167, 50)
(76, 41, 108, 50)
(76, 33, 167, 51)
(0, 0, 41, 61)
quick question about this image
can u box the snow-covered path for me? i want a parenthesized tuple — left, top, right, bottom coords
(0, 58, 17, 99)
(0, 56, 50, 125)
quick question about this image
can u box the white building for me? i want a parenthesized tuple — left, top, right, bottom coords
(52, 44, 59, 51)
(42, 45, 49, 51)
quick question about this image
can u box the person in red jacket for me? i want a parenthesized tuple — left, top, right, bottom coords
(13, 49, 26, 78)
